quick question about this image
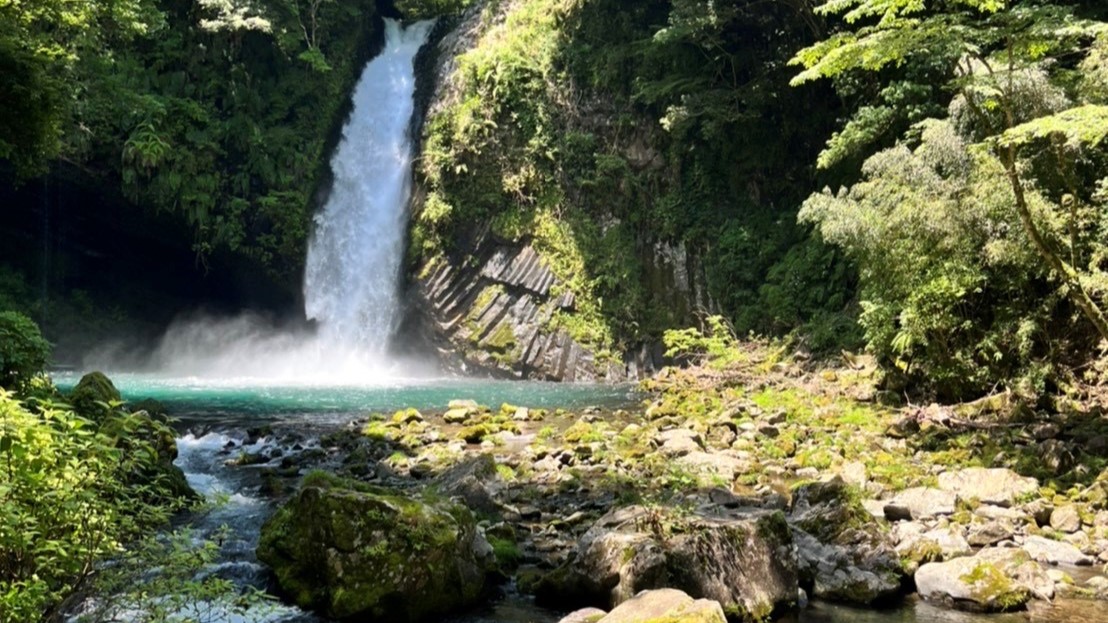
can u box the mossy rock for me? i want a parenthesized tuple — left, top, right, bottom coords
(69, 371, 122, 421)
(257, 472, 493, 621)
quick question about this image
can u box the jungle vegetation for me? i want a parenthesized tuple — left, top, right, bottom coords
(2, 0, 1108, 400)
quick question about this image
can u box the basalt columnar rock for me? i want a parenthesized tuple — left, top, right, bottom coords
(405, 2, 710, 382)
(257, 472, 494, 621)
(536, 505, 797, 621)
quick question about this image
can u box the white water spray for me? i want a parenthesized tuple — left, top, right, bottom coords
(87, 19, 436, 383)
(304, 18, 434, 353)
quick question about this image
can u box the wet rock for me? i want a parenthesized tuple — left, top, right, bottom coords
(536, 505, 796, 621)
(1022, 535, 1095, 566)
(884, 487, 957, 521)
(1050, 505, 1082, 533)
(257, 472, 492, 621)
(915, 548, 1049, 612)
(937, 468, 1038, 507)
(99, 410, 195, 503)
(594, 589, 726, 623)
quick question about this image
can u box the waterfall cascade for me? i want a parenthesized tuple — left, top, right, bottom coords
(304, 18, 435, 354)
(105, 19, 435, 382)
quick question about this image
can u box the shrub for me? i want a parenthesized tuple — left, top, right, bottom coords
(0, 311, 50, 391)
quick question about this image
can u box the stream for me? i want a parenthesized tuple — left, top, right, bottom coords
(54, 373, 1108, 623)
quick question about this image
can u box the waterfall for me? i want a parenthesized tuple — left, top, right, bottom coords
(304, 18, 434, 354)
(98, 19, 438, 383)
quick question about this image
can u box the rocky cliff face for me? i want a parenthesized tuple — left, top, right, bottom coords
(404, 2, 712, 382)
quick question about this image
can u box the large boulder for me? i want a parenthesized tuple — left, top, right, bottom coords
(789, 478, 902, 604)
(594, 589, 726, 623)
(883, 487, 957, 521)
(257, 473, 493, 621)
(537, 505, 796, 621)
(915, 548, 1052, 612)
(937, 468, 1038, 507)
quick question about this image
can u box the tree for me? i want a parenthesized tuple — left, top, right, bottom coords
(793, 0, 1108, 395)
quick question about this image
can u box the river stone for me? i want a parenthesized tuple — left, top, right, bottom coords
(675, 451, 750, 483)
(1022, 535, 1095, 566)
(1049, 505, 1082, 533)
(257, 473, 492, 621)
(921, 527, 972, 559)
(596, 589, 726, 623)
(535, 505, 796, 621)
(557, 608, 607, 623)
(432, 453, 506, 517)
(967, 521, 1015, 547)
(884, 487, 957, 520)
(937, 468, 1038, 507)
(915, 548, 1050, 612)
(790, 478, 903, 604)
(655, 429, 703, 457)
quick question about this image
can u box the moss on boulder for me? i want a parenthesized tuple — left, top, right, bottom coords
(68, 371, 121, 421)
(257, 472, 493, 621)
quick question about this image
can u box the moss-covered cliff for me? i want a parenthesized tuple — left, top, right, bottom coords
(406, 0, 855, 380)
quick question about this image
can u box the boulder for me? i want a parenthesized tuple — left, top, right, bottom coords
(557, 608, 607, 623)
(69, 371, 122, 420)
(675, 451, 750, 484)
(1049, 505, 1082, 533)
(937, 468, 1038, 507)
(790, 478, 902, 604)
(915, 548, 1051, 612)
(1022, 535, 1094, 566)
(883, 487, 957, 520)
(597, 589, 725, 623)
(654, 429, 703, 457)
(536, 505, 796, 621)
(967, 521, 1015, 547)
(432, 453, 505, 517)
(257, 473, 492, 621)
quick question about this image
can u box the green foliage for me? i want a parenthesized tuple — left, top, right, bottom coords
(795, 0, 1108, 398)
(395, 0, 477, 19)
(0, 312, 50, 392)
(414, 0, 854, 358)
(0, 390, 189, 621)
(2, 0, 379, 279)
(662, 315, 742, 368)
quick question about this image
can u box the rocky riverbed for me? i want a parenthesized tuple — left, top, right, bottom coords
(149, 345, 1108, 622)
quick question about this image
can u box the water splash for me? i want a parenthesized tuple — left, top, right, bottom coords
(304, 18, 435, 353)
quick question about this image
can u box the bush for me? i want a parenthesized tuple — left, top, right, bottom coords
(0, 390, 191, 621)
(799, 120, 1066, 399)
(0, 311, 50, 391)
